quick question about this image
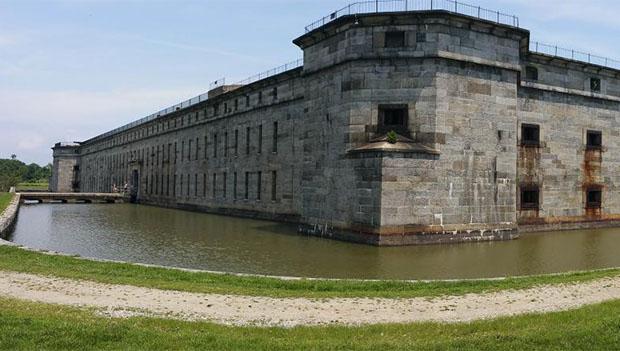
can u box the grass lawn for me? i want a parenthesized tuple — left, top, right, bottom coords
(0, 244, 619, 299)
(0, 192, 13, 213)
(15, 182, 49, 191)
(0, 296, 619, 350)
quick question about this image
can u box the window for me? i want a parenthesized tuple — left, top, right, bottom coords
(234, 99, 238, 111)
(214, 103, 219, 116)
(272, 122, 278, 153)
(203, 174, 207, 197)
(378, 105, 408, 134)
(591, 77, 601, 93)
(586, 187, 602, 209)
(181, 141, 184, 162)
(212, 173, 217, 198)
(257, 171, 262, 201)
(244, 172, 249, 200)
(384, 31, 405, 48)
(258, 125, 262, 154)
(271, 171, 277, 201)
(246, 127, 251, 155)
(258, 91, 263, 104)
(233, 172, 238, 200)
(525, 66, 538, 81)
(224, 132, 228, 157)
(273, 87, 278, 100)
(234, 129, 239, 156)
(213, 133, 218, 158)
(521, 124, 540, 146)
(223, 172, 227, 198)
(195, 174, 198, 196)
(415, 32, 426, 43)
(224, 103, 228, 114)
(520, 185, 540, 210)
(188, 140, 192, 161)
(587, 130, 602, 150)
(173, 175, 177, 196)
(246, 95, 250, 107)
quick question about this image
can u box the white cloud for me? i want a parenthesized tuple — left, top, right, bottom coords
(0, 87, 204, 164)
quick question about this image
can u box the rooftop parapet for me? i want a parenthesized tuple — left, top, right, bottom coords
(303, 0, 519, 34)
(529, 41, 620, 72)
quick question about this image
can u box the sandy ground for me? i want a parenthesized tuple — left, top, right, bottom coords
(1, 271, 619, 327)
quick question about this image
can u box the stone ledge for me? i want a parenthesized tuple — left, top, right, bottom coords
(520, 81, 620, 102)
(0, 194, 20, 239)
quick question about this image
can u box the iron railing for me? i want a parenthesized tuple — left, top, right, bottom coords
(84, 59, 304, 144)
(304, 0, 519, 33)
(236, 59, 303, 85)
(530, 41, 620, 71)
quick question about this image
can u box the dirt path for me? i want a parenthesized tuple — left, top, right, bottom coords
(1, 271, 619, 326)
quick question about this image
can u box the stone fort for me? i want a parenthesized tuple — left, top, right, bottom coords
(51, 1, 620, 245)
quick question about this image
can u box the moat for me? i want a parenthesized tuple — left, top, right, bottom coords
(8, 203, 620, 280)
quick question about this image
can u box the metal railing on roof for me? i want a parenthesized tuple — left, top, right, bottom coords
(530, 41, 620, 71)
(84, 59, 304, 144)
(304, 0, 519, 33)
(236, 59, 303, 85)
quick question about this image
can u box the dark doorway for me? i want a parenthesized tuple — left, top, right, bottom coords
(131, 170, 140, 203)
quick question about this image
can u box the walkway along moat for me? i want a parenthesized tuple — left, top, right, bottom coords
(7, 203, 620, 280)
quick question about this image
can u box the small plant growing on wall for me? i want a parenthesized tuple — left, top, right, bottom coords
(386, 130, 398, 144)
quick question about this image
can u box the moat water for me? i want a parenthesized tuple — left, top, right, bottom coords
(8, 203, 620, 280)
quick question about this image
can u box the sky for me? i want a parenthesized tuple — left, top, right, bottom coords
(1, 0, 619, 165)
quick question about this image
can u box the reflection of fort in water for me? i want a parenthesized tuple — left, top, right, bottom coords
(51, 2, 620, 245)
(10, 203, 620, 279)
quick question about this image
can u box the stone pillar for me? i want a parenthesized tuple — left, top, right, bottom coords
(50, 143, 81, 193)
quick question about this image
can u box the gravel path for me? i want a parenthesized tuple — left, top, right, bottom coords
(1, 271, 619, 327)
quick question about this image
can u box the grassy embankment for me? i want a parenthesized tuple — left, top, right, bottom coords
(15, 182, 49, 191)
(0, 244, 619, 299)
(0, 192, 13, 213)
(0, 296, 619, 350)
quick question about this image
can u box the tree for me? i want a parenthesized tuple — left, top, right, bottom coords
(10, 154, 16, 160)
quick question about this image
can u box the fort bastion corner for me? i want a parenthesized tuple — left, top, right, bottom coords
(51, 2, 620, 245)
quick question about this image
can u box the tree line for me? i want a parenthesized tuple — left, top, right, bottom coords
(0, 155, 52, 192)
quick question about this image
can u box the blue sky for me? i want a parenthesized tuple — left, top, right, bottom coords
(1, 0, 619, 165)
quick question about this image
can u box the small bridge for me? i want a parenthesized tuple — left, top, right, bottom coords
(19, 192, 127, 204)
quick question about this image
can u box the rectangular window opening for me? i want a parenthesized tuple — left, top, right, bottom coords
(521, 124, 540, 146)
(378, 105, 408, 134)
(586, 130, 602, 150)
(586, 188, 602, 209)
(520, 185, 540, 210)
(384, 31, 405, 48)
(591, 77, 601, 93)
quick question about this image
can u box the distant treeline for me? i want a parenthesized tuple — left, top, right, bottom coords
(0, 157, 52, 192)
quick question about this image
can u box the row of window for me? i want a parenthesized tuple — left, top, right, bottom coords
(525, 66, 602, 93)
(521, 124, 602, 149)
(143, 170, 278, 202)
(143, 122, 279, 168)
(89, 86, 283, 153)
(521, 185, 602, 210)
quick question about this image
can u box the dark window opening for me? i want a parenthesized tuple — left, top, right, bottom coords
(521, 124, 540, 146)
(591, 77, 601, 93)
(244, 172, 249, 200)
(520, 185, 540, 210)
(384, 31, 405, 48)
(245, 95, 250, 107)
(378, 105, 408, 134)
(272, 121, 278, 153)
(273, 87, 278, 100)
(257, 171, 262, 201)
(258, 91, 263, 104)
(234, 99, 238, 111)
(415, 32, 426, 43)
(586, 188, 602, 209)
(271, 171, 277, 201)
(587, 130, 602, 150)
(525, 66, 538, 81)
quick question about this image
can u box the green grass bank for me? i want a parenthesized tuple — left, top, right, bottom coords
(0, 192, 13, 213)
(0, 244, 619, 299)
(1, 297, 619, 350)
